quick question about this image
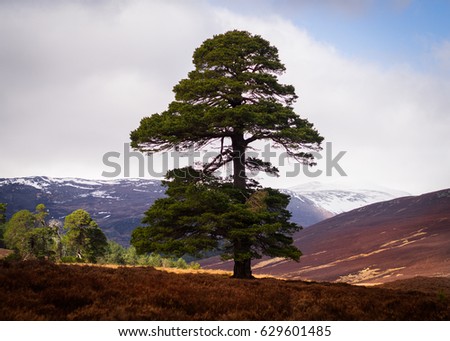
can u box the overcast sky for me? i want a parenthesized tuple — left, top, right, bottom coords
(1, 0, 449, 194)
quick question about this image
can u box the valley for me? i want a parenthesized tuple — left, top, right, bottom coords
(2, 176, 449, 286)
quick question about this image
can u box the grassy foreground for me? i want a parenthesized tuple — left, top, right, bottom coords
(0, 260, 449, 320)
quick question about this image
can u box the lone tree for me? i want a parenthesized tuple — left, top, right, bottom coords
(131, 30, 323, 278)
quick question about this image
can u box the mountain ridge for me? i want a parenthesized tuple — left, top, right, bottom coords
(0, 176, 330, 245)
(0, 176, 411, 248)
(285, 181, 411, 214)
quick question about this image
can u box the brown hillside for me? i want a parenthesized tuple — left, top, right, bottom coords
(381, 276, 450, 296)
(202, 189, 450, 285)
(0, 261, 449, 321)
(285, 189, 450, 284)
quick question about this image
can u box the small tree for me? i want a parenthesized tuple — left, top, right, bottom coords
(3, 204, 59, 260)
(27, 227, 58, 260)
(63, 209, 107, 263)
(28, 204, 59, 260)
(4, 209, 35, 258)
(0, 203, 7, 248)
(48, 218, 64, 260)
(124, 245, 139, 265)
(101, 240, 126, 265)
(34, 204, 48, 227)
(131, 30, 323, 278)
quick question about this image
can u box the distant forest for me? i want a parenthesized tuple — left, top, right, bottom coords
(0, 203, 199, 269)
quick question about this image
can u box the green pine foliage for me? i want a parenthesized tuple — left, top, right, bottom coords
(63, 209, 108, 263)
(3, 205, 60, 260)
(2, 205, 107, 263)
(98, 241, 200, 269)
(132, 168, 301, 266)
(130, 30, 323, 165)
(4, 209, 36, 258)
(101, 240, 127, 265)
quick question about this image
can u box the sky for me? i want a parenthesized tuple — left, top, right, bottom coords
(0, 0, 449, 195)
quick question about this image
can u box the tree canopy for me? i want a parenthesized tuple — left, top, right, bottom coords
(130, 30, 323, 278)
(131, 30, 322, 186)
(4, 209, 35, 257)
(3, 205, 107, 263)
(3, 204, 58, 260)
(63, 209, 107, 263)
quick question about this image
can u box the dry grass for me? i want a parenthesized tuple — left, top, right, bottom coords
(67, 262, 278, 279)
(0, 260, 449, 321)
(0, 248, 13, 259)
(157, 266, 277, 279)
(156, 266, 233, 276)
(381, 276, 450, 297)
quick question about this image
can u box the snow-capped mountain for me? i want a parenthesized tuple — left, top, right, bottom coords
(286, 181, 410, 214)
(0, 176, 330, 245)
(0, 176, 166, 245)
(0, 177, 409, 245)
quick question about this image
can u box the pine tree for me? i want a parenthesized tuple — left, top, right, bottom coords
(4, 210, 35, 258)
(131, 30, 323, 278)
(3, 204, 59, 260)
(63, 209, 107, 263)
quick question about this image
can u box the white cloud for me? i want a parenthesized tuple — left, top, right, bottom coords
(211, 0, 411, 18)
(0, 0, 448, 194)
(209, 9, 450, 193)
(0, 0, 219, 177)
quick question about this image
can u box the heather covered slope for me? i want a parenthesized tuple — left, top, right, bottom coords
(252, 189, 450, 284)
(202, 189, 450, 284)
(1, 261, 449, 321)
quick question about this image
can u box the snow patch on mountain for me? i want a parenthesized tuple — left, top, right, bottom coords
(288, 181, 410, 214)
(0, 177, 52, 190)
(91, 190, 118, 199)
(52, 178, 103, 186)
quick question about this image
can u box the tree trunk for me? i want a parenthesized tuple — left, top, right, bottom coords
(230, 133, 254, 279)
(231, 133, 246, 190)
(232, 259, 254, 279)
